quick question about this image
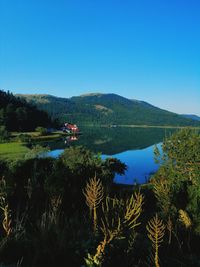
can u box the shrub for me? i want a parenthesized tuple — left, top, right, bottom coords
(35, 126, 48, 136)
(0, 126, 10, 143)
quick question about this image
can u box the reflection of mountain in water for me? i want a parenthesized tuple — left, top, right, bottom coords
(79, 127, 176, 154)
(48, 127, 176, 155)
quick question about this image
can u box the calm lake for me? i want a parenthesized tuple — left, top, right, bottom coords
(47, 127, 176, 184)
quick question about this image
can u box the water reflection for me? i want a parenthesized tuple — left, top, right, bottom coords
(64, 135, 79, 145)
(48, 126, 175, 154)
(46, 127, 176, 184)
(103, 143, 162, 185)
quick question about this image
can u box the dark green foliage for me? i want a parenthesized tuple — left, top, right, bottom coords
(150, 129, 200, 265)
(57, 146, 126, 213)
(17, 93, 200, 127)
(0, 146, 127, 266)
(35, 126, 48, 136)
(0, 89, 52, 131)
(59, 146, 125, 183)
(0, 125, 10, 142)
(152, 129, 200, 227)
(14, 133, 32, 143)
(0, 130, 200, 266)
(24, 144, 50, 159)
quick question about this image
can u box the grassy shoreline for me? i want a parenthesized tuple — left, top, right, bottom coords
(11, 130, 66, 138)
(0, 131, 67, 159)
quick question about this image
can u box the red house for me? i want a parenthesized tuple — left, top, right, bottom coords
(62, 122, 79, 133)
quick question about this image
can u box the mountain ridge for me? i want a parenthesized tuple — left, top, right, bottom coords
(181, 114, 200, 121)
(16, 93, 200, 127)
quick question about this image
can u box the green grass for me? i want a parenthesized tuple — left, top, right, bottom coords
(11, 130, 66, 141)
(0, 142, 30, 159)
(0, 131, 66, 160)
(32, 132, 65, 141)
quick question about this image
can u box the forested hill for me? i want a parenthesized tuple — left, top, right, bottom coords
(16, 93, 200, 127)
(0, 90, 51, 131)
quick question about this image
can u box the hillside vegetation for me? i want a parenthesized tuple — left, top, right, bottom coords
(17, 93, 200, 127)
(0, 90, 51, 131)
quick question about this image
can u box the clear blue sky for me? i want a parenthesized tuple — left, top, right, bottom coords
(0, 0, 200, 115)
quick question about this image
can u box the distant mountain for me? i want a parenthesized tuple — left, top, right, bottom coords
(181, 114, 200, 121)
(16, 93, 200, 127)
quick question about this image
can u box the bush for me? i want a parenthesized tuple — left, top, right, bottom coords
(35, 126, 48, 136)
(0, 125, 10, 142)
(15, 133, 31, 143)
(24, 144, 50, 159)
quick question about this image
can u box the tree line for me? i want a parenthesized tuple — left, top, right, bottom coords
(0, 90, 52, 132)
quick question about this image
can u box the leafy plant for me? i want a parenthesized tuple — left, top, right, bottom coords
(146, 214, 165, 267)
(86, 191, 144, 266)
(0, 178, 12, 237)
(179, 209, 192, 229)
(83, 175, 104, 233)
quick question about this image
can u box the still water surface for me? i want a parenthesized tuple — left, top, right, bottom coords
(46, 127, 175, 184)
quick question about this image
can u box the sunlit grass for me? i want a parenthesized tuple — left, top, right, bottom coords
(0, 142, 30, 159)
(0, 131, 66, 159)
(33, 133, 63, 141)
(11, 130, 66, 141)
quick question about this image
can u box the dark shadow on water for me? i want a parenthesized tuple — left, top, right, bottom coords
(46, 126, 176, 155)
